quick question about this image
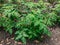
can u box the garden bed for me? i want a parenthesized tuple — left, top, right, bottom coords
(0, 0, 60, 45)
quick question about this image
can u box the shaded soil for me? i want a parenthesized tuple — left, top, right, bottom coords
(0, 26, 60, 45)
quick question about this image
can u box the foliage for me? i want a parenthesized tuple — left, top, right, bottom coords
(54, 3, 60, 23)
(0, 0, 60, 44)
(0, 4, 20, 34)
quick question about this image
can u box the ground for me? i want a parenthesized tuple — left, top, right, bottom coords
(0, 26, 60, 45)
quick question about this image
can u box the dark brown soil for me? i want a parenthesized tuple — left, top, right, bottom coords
(0, 26, 60, 45)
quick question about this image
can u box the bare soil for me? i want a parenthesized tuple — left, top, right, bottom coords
(0, 26, 60, 45)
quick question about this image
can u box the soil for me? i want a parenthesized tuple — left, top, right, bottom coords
(0, 26, 60, 45)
